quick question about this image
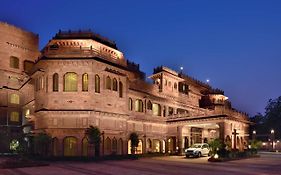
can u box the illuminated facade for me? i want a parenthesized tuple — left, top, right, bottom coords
(0, 23, 250, 156)
(0, 22, 39, 152)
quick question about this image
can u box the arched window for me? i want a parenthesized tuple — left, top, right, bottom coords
(63, 136, 78, 156)
(112, 78, 117, 91)
(117, 138, 123, 155)
(95, 74, 100, 93)
(10, 112, 19, 122)
(135, 99, 143, 112)
(128, 98, 133, 111)
(82, 137, 88, 156)
(147, 100, 152, 110)
(152, 103, 161, 116)
(82, 73, 89, 91)
(119, 81, 123, 98)
(10, 56, 19, 69)
(106, 76, 111, 90)
(63, 72, 78, 92)
(53, 73, 59, 92)
(9, 94, 20, 104)
(174, 82, 177, 89)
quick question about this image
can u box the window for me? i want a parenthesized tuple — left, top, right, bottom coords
(106, 76, 111, 90)
(128, 98, 133, 111)
(119, 81, 123, 98)
(9, 94, 20, 104)
(168, 107, 174, 116)
(10, 56, 19, 69)
(10, 112, 19, 122)
(53, 73, 59, 92)
(147, 100, 152, 110)
(64, 72, 78, 92)
(82, 73, 89, 91)
(112, 78, 117, 91)
(174, 82, 177, 89)
(95, 74, 100, 93)
(152, 103, 161, 116)
(135, 99, 143, 112)
(40, 77, 44, 90)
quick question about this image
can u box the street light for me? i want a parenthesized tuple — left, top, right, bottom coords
(252, 130, 256, 140)
(270, 129, 275, 151)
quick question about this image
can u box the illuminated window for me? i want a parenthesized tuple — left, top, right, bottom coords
(95, 74, 100, 93)
(63, 136, 78, 156)
(135, 99, 143, 112)
(53, 73, 59, 92)
(82, 73, 89, 91)
(152, 103, 161, 116)
(25, 109, 30, 118)
(9, 94, 20, 104)
(10, 56, 19, 69)
(119, 81, 123, 98)
(128, 98, 133, 111)
(10, 112, 19, 122)
(63, 72, 78, 92)
(106, 76, 111, 90)
(112, 78, 117, 91)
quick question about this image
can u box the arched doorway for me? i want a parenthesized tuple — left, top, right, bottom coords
(147, 139, 152, 152)
(52, 137, 59, 156)
(112, 137, 117, 155)
(105, 137, 112, 155)
(128, 139, 143, 154)
(167, 137, 176, 153)
(153, 139, 161, 153)
(225, 135, 231, 150)
(117, 138, 123, 155)
(82, 137, 88, 157)
(63, 137, 78, 156)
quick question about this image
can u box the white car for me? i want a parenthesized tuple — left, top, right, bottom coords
(185, 143, 210, 158)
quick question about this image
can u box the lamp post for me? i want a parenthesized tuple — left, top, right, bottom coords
(252, 130, 256, 140)
(270, 129, 275, 151)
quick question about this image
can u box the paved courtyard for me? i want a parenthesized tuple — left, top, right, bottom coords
(1, 153, 281, 175)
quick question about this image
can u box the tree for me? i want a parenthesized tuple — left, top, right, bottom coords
(129, 132, 139, 154)
(85, 125, 101, 157)
(208, 138, 223, 155)
(33, 132, 52, 157)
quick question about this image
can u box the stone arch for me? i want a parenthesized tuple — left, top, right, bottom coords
(63, 136, 78, 156)
(117, 138, 123, 155)
(112, 137, 117, 154)
(153, 139, 161, 153)
(52, 137, 59, 156)
(82, 137, 88, 157)
(105, 137, 112, 155)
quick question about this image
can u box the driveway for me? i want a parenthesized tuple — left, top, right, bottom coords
(1, 153, 281, 175)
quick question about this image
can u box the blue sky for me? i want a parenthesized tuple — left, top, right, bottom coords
(1, 0, 281, 116)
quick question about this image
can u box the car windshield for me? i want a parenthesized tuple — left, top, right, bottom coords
(190, 144, 202, 148)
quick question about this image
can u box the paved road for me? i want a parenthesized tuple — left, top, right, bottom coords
(1, 153, 281, 175)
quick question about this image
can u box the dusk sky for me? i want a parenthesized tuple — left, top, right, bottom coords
(1, 0, 280, 116)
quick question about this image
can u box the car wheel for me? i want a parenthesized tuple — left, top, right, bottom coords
(198, 152, 201, 157)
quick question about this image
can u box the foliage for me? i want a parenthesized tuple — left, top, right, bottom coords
(129, 132, 139, 154)
(33, 132, 52, 157)
(85, 125, 101, 156)
(208, 138, 223, 155)
(251, 96, 281, 138)
(249, 139, 262, 150)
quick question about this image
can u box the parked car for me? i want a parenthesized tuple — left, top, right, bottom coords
(185, 143, 210, 158)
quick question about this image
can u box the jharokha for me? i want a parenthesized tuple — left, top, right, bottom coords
(0, 22, 250, 156)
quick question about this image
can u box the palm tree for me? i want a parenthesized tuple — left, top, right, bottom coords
(129, 132, 139, 154)
(85, 125, 101, 157)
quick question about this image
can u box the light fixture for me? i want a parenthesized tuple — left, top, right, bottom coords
(271, 129, 275, 134)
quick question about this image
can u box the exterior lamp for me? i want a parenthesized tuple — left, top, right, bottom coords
(271, 129, 275, 134)
(214, 154, 219, 159)
(180, 67, 183, 71)
(253, 130, 256, 134)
